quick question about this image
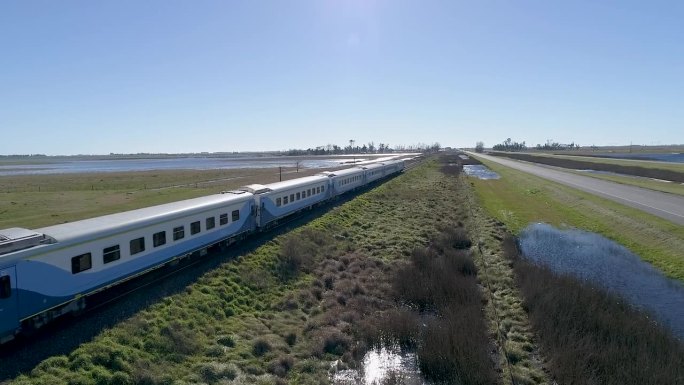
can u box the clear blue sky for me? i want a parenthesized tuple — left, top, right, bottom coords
(1, 1, 682, 155)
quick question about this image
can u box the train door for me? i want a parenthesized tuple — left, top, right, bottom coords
(252, 196, 262, 229)
(0, 267, 19, 342)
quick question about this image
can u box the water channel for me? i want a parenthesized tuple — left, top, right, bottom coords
(518, 223, 684, 339)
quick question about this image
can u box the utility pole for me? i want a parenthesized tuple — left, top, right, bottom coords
(279, 166, 282, 181)
(350, 139, 355, 163)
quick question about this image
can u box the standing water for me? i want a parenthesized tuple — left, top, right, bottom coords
(518, 223, 684, 339)
(332, 346, 429, 385)
(462, 165, 500, 179)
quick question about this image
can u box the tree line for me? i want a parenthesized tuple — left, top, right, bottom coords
(476, 138, 581, 152)
(284, 141, 441, 156)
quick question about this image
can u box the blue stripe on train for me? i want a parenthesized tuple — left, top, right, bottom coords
(16, 217, 254, 319)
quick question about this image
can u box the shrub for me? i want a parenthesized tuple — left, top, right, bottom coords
(313, 329, 351, 356)
(277, 235, 315, 278)
(198, 362, 238, 383)
(267, 355, 295, 377)
(252, 338, 272, 357)
(284, 332, 297, 346)
(507, 235, 684, 385)
(216, 334, 236, 348)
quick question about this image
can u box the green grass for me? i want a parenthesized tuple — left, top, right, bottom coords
(11, 159, 509, 385)
(531, 152, 684, 172)
(0, 168, 319, 229)
(470, 157, 684, 283)
(562, 168, 684, 196)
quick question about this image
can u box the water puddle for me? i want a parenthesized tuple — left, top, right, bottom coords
(463, 165, 500, 179)
(519, 223, 684, 339)
(331, 346, 429, 385)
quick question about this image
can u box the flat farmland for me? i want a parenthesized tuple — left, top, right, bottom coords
(0, 167, 320, 229)
(490, 152, 684, 182)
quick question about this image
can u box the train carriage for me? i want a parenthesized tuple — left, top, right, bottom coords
(360, 162, 386, 184)
(241, 175, 330, 229)
(0, 192, 254, 342)
(318, 167, 366, 195)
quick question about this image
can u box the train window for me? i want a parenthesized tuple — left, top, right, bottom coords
(290, 193, 295, 202)
(190, 221, 201, 235)
(296, 192, 301, 200)
(321, 185, 325, 192)
(307, 189, 311, 196)
(232, 210, 240, 221)
(276, 197, 282, 207)
(153, 231, 166, 247)
(173, 226, 185, 240)
(0, 276, 10, 299)
(130, 238, 145, 255)
(71, 253, 92, 274)
(283, 196, 289, 204)
(206, 217, 215, 230)
(103, 245, 121, 264)
(220, 213, 228, 225)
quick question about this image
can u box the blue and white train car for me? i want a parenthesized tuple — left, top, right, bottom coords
(382, 159, 405, 175)
(0, 192, 254, 343)
(241, 175, 330, 229)
(360, 162, 387, 184)
(319, 167, 366, 196)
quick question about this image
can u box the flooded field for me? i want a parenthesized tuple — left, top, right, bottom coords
(0, 155, 410, 176)
(463, 164, 500, 179)
(0, 157, 335, 176)
(518, 223, 684, 339)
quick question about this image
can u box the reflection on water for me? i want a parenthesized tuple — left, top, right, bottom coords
(519, 223, 684, 339)
(463, 165, 500, 179)
(0, 154, 412, 176)
(0, 157, 341, 176)
(332, 346, 428, 385)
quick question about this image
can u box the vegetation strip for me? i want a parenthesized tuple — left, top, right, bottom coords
(461, 182, 550, 384)
(503, 236, 684, 384)
(9, 158, 500, 385)
(489, 151, 684, 182)
(470, 156, 684, 283)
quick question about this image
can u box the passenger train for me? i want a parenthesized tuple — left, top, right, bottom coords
(0, 159, 404, 343)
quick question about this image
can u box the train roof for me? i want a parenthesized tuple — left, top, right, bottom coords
(34, 192, 253, 246)
(257, 175, 329, 193)
(358, 162, 385, 170)
(317, 167, 365, 178)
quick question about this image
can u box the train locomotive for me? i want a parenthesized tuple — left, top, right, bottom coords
(0, 159, 404, 343)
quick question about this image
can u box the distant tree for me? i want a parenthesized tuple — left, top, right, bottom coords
(475, 142, 485, 153)
(533, 139, 578, 151)
(493, 138, 527, 152)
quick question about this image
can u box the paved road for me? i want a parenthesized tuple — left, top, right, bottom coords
(467, 152, 684, 226)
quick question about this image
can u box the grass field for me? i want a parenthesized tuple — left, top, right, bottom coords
(528, 151, 684, 172)
(562, 169, 684, 196)
(470, 156, 684, 283)
(0, 167, 319, 229)
(490, 152, 684, 183)
(9, 159, 521, 385)
(8, 155, 683, 384)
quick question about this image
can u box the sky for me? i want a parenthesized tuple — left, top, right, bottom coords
(0, 0, 682, 155)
